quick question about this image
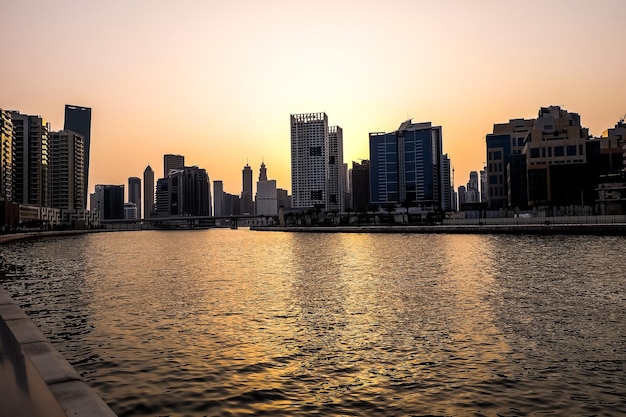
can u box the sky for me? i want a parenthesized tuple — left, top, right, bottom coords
(1, 0, 625, 200)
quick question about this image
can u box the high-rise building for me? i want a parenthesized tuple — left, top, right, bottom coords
(327, 126, 344, 212)
(255, 162, 277, 216)
(213, 180, 224, 217)
(49, 130, 85, 210)
(143, 165, 154, 219)
(124, 202, 137, 220)
(155, 166, 211, 217)
(11, 111, 49, 207)
(64, 105, 91, 209)
(441, 154, 453, 211)
(466, 171, 480, 203)
(91, 184, 124, 220)
(241, 163, 254, 214)
(164, 154, 184, 177)
(480, 169, 487, 203)
(182, 166, 211, 216)
(128, 177, 141, 217)
(457, 185, 466, 210)
(350, 160, 370, 213)
(0, 109, 13, 202)
(369, 120, 443, 209)
(291, 113, 345, 210)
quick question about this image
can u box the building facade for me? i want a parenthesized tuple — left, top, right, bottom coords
(241, 163, 254, 214)
(369, 120, 443, 210)
(128, 176, 141, 216)
(350, 160, 370, 213)
(327, 126, 344, 212)
(63, 105, 91, 209)
(213, 180, 224, 217)
(0, 109, 13, 202)
(143, 166, 154, 219)
(49, 130, 85, 210)
(163, 154, 184, 177)
(11, 111, 50, 207)
(91, 184, 124, 220)
(290, 113, 328, 209)
(255, 162, 277, 216)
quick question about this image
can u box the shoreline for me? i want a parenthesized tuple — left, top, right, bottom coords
(251, 223, 626, 235)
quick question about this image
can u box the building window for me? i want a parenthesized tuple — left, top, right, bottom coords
(530, 148, 540, 158)
(555, 146, 564, 157)
(310, 147, 322, 156)
(567, 145, 577, 156)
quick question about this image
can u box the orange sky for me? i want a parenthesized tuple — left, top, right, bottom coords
(1, 0, 625, 200)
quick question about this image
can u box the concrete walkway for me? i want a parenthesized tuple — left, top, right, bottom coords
(1, 282, 117, 416)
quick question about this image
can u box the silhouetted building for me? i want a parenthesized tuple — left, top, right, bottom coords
(49, 130, 85, 210)
(182, 166, 211, 216)
(223, 192, 241, 216)
(351, 160, 370, 213)
(327, 126, 344, 212)
(369, 120, 443, 210)
(91, 184, 124, 220)
(255, 162, 277, 216)
(11, 111, 49, 207)
(241, 163, 254, 214)
(486, 117, 534, 209)
(64, 105, 91, 209)
(143, 165, 154, 219)
(213, 180, 224, 217)
(277, 188, 291, 210)
(442, 154, 453, 211)
(457, 185, 466, 210)
(466, 171, 480, 203)
(128, 177, 141, 216)
(163, 154, 184, 177)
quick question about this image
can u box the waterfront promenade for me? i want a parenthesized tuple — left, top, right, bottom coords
(0, 230, 117, 417)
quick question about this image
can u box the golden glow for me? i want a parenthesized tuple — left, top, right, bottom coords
(1, 1, 625, 198)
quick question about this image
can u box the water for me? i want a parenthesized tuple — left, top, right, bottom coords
(1, 229, 625, 416)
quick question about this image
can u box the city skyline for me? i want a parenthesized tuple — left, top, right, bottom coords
(1, 1, 625, 197)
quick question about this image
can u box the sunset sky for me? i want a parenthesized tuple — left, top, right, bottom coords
(2, 0, 625, 200)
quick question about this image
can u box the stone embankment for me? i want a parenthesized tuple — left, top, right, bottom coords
(251, 223, 626, 235)
(0, 230, 117, 417)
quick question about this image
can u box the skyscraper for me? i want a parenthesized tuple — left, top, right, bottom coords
(351, 160, 370, 213)
(64, 105, 91, 209)
(213, 180, 224, 217)
(91, 184, 124, 220)
(256, 162, 277, 216)
(241, 163, 254, 214)
(143, 165, 154, 219)
(369, 120, 443, 209)
(49, 130, 85, 210)
(327, 126, 344, 212)
(11, 111, 49, 207)
(164, 154, 184, 177)
(441, 154, 453, 211)
(128, 176, 141, 217)
(290, 113, 328, 209)
(0, 109, 13, 202)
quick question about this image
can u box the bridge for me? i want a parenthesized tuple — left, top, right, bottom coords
(101, 214, 275, 229)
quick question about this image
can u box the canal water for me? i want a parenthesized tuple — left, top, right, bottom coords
(1, 229, 625, 416)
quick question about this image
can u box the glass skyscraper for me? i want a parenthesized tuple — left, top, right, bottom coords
(64, 105, 91, 209)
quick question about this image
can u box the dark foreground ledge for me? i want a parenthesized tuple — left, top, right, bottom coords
(1, 231, 117, 417)
(251, 223, 626, 235)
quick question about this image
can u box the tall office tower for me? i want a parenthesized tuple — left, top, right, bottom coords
(64, 105, 91, 209)
(213, 180, 224, 217)
(164, 154, 184, 177)
(350, 160, 370, 213)
(259, 161, 267, 181)
(256, 162, 277, 216)
(128, 176, 141, 216)
(466, 171, 480, 203)
(10, 111, 50, 207)
(457, 185, 467, 210)
(327, 126, 344, 212)
(182, 166, 211, 216)
(369, 120, 443, 209)
(49, 131, 85, 210)
(342, 162, 349, 211)
(143, 165, 154, 219)
(155, 177, 170, 216)
(291, 113, 328, 209)
(0, 109, 13, 202)
(240, 163, 254, 214)
(91, 184, 124, 220)
(441, 154, 453, 211)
